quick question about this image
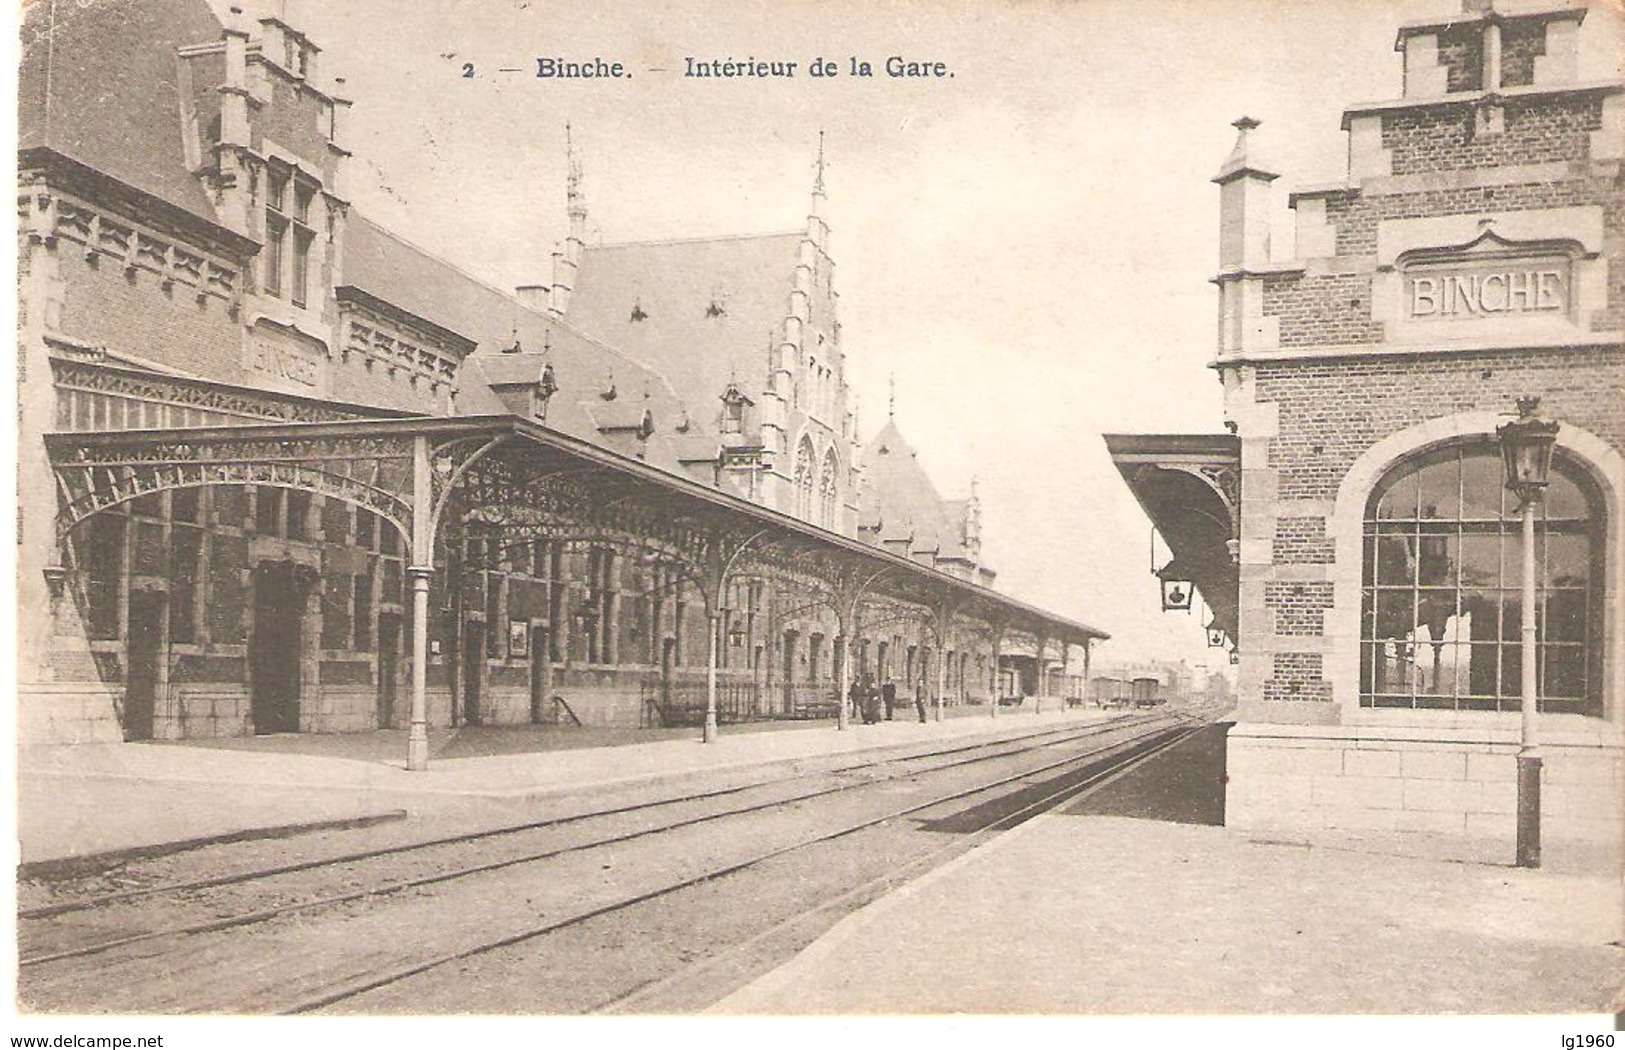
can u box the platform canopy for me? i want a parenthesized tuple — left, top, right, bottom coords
(49, 412, 1108, 763)
(49, 413, 1107, 643)
(1103, 433, 1240, 641)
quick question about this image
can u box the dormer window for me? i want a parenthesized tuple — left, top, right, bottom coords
(264, 163, 319, 307)
(720, 381, 752, 436)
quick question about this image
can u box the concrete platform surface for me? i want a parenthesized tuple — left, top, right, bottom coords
(713, 811, 1625, 1015)
(16, 707, 1116, 866)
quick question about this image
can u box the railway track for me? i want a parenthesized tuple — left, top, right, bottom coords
(18, 713, 1204, 1014)
(20, 713, 1164, 930)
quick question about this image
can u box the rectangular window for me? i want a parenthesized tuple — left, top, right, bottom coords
(353, 572, 374, 651)
(253, 487, 282, 536)
(291, 227, 313, 308)
(171, 487, 201, 524)
(294, 182, 315, 223)
(355, 508, 376, 550)
(486, 573, 503, 658)
(380, 518, 401, 556)
(381, 558, 403, 603)
(321, 498, 350, 545)
(84, 514, 126, 641)
(322, 574, 353, 650)
(285, 490, 311, 541)
(169, 526, 202, 644)
(267, 167, 289, 213)
(264, 217, 286, 297)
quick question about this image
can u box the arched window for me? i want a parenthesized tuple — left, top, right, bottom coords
(794, 438, 815, 520)
(819, 449, 840, 528)
(1361, 443, 1603, 716)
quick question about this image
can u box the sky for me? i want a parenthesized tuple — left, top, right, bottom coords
(267, 0, 1621, 669)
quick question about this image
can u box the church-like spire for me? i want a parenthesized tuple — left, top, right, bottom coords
(550, 123, 588, 318)
(566, 122, 587, 224)
(814, 129, 826, 195)
(806, 131, 829, 252)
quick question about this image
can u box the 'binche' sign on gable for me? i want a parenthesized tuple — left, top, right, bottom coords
(1406, 259, 1569, 320)
(1396, 229, 1578, 325)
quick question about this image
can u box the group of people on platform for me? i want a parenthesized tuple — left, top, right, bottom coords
(846, 675, 930, 725)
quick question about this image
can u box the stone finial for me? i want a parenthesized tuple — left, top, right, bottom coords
(1213, 116, 1279, 185)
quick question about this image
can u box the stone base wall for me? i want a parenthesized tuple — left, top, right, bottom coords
(159, 686, 251, 739)
(16, 684, 125, 746)
(1227, 722, 1624, 846)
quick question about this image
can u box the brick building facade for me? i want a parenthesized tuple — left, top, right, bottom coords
(1112, 0, 1622, 851)
(17, 0, 1101, 751)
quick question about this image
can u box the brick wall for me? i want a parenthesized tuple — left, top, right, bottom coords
(1264, 652, 1333, 703)
(256, 77, 339, 181)
(1325, 180, 1600, 257)
(1499, 20, 1547, 88)
(58, 251, 248, 383)
(1436, 25, 1483, 93)
(1273, 517, 1334, 565)
(1382, 97, 1603, 175)
(1262, 272, 1384, 348)
(1265, 581, 1335, 636)
(1257, 348, 1625, 501)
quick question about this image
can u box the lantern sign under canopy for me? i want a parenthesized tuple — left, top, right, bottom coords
(1161, 576, 1194, 612)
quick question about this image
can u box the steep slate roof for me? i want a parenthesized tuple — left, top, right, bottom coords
(20, 0, 224, 222)
(564, 233, 803, 437)
(858, 418, 972, 559)
(342, 215, 692, 470)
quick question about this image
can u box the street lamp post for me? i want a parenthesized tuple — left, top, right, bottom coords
(1497, 396, 1559, 870)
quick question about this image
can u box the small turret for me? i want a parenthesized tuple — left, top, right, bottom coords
(1212, 117, 1278, 272)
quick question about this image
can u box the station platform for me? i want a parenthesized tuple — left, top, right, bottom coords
(14, 705, 1116, 870)
(714, 725, 1625, 1016)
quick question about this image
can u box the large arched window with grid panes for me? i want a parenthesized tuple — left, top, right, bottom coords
(1361, 442, 1604, 716)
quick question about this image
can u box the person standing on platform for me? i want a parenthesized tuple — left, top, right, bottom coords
(914, 678, 928, 723)
(882, 680, 896, 721)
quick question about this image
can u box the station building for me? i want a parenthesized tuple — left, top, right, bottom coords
(1112, 0, 1623, 849)
(16, 0, 1104, 749)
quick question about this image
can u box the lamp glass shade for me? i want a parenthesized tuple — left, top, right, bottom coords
(1496, 403, 1560, 504)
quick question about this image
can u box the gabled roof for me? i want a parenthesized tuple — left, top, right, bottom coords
(858, 418, 975, 561)
(21, 0, 224, 223)
(342, 215, 692, 469)
(565, 233, 803, 435)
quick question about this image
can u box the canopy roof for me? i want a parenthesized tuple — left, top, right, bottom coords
(1104, 433, 1240, 640)
(51, 412, 1108, 644)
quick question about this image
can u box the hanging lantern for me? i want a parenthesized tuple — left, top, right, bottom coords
(1229, 649, 1241, 666)
(1497, 396, 1560, 506)
(1206, 623, 1227, 648)
(1161, 577, 1193, 612)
